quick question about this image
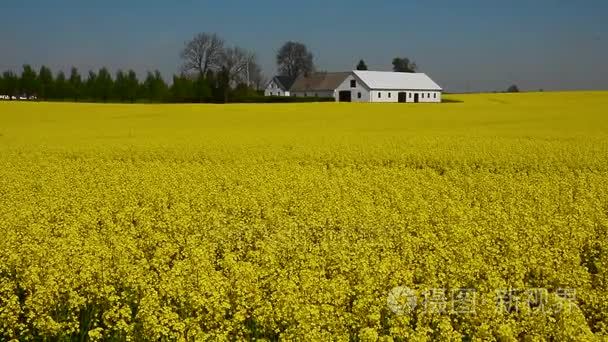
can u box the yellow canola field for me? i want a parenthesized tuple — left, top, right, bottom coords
(1, 92, 608, 340)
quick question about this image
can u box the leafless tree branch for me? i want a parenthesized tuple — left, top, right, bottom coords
(180, 33, 225, 76)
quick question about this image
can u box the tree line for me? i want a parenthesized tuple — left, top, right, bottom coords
(0, 33, 265, 103)
(354, 58, 417, 72)
(0, 64, 264, 103)
(0, 31, 422, 103)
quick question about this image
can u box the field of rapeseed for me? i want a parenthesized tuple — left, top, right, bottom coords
(1, 92, 608, 341)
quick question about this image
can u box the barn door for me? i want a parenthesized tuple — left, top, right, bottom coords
(398, 92, 407, 103)
(338, 91, 352, 102)
(414, 93, 419, 103)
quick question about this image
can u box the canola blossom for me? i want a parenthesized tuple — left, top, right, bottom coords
(1, 92, 607, 340)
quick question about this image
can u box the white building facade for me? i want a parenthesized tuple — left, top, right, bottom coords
(264, 76, 295, 97)
(334, 71, 442, 103)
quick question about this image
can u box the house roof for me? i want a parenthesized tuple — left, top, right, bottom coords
(290, 72, 351, 92)
(273, 76, 296, 91)
(353, 71, 442, 91)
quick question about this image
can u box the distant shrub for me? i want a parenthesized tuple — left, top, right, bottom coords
(507, 84, 520, 93)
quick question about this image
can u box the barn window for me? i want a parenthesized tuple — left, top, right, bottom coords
(434, 93, 437, 98)
(357, 92, 361, 99)
(409, 93, 412, 98)
(314, 93, 318, 97)
(350, 80, 356, 88)
(421, 93, 424, 99)
(378, 92, 382, 98)
(388, 92, 391, 98)
(305, 93, 307, 97)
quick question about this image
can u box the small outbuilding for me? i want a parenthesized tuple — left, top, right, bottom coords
(264, 76, 296, 97)
(335, 71, 443, 103)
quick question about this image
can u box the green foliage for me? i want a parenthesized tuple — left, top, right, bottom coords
(0, 65, 270, 104)
(20, 64, 38, 98)
(96, 67, 114, 102)
(507, 85, 520, 93)
(1, 71, 19, 97)
(170, 75, 196, 103)
(125, 70, 139, 103)
(0, 73, 5, 96)
(392, 57, 417, 73)
(38, 65, 54, 100)
(142, 70, 169, 102)
(53, 71, 68, 99)
(68, 67, 83, 102)
(356, 59, 369, 70)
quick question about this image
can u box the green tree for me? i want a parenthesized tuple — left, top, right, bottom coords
(170, 75, 195, 103)
(0, 73, 5, 97)
(38, 65, 54, 100)
(126, 70, 139, 103)
(68, 67, 83, 101)
(356, 60, 368, 70)
(392, 57, 417, 73)
(114, 70, 128, 102)
(211, 67, 231, 103)
(53, 71, 68, 100)
(96, 67, 114, 102)
(231, 82, 257, 101)
(2, 71, 19, 99)
(507, 84, 520, 93)
(85, 71, 97, 100)
(20, 64, 38, 98)
(143, 70, 168, 102)
(194, 74, 212, 103)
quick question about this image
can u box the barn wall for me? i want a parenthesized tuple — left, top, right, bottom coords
(412, 91, 441, 103)
(368, 90, 442, 103)
(369, 90, 399, 103)
(335, 74, 370, 102)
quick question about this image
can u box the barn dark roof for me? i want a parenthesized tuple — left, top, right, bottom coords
(290, 72, 350, 92)
(272, 76, 296, 91)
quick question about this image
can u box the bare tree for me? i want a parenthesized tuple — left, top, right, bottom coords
(247, 57, 265, 90)
(276, 41, 314, 78)
(180, 33, 225, 75)
(220, 46, 254, 86)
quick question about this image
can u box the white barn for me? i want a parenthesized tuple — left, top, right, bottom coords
(335, 71, 442, 103)
(264, 76, 296, 97)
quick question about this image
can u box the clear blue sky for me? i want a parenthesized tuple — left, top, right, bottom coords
(1, 0, 607, 92)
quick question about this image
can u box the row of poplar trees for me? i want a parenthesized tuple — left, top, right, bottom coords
(0, 65, 258, 103)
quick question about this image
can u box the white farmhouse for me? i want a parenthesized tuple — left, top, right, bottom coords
(335, 71, 442, 103)
(264, 76, 296, 97)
